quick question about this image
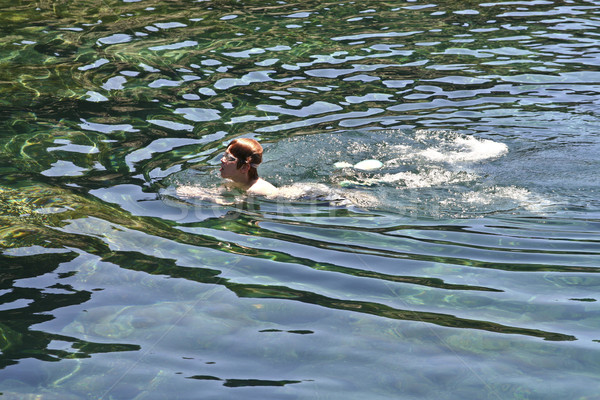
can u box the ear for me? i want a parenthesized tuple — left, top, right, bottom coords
(240, 163, 250, 173)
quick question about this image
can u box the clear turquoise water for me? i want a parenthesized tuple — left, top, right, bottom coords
(1, 1, 599, 399)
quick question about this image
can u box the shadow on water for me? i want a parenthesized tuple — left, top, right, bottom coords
(0, 251, 140, 370)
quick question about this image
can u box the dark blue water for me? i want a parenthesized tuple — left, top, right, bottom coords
(1, 1, 599, 399)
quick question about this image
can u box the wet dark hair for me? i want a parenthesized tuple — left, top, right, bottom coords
(226, 138, 263, 181)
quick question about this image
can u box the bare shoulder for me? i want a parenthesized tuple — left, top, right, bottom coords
(247, 178, 278, 197)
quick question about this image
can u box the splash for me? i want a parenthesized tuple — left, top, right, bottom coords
(270, 183, 380, 208)
(377, 169, 477, 188)
(416, 131, 508, 163)
(163, 129, 554, 217)
(385, 129, 508, 164)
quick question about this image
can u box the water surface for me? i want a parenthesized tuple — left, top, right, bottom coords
(1, 1, 599, 399)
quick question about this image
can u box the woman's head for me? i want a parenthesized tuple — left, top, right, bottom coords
(223, 138, 263, 181)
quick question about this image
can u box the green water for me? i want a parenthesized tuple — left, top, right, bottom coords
(1, 1, 600, 399)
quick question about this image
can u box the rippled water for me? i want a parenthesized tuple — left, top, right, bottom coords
(1, 1, 600, 399)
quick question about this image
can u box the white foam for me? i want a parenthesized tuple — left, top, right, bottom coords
(364, 169, 477, 188)
(462, 186, 531, 205)
(272, 183, 335, 200)
(419, 135, 508, 163)
(333, 161, 353, 169)
(354, 159, 383, 171)
(273, 183, 379, 207)
(334, 159, 383, 170)
(439, 185, 553, 214)
(176, 185, 220, 199)
(174, 185, 235, 205)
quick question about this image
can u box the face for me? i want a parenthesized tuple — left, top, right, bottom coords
(220, 150, 242, 179)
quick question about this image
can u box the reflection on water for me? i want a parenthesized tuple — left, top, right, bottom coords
(1, 0, 600, 399)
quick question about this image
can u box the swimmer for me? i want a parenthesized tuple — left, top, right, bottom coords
(220, 138, 278, 196)
(176, 138, 276, 201)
